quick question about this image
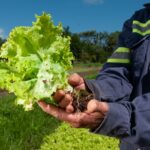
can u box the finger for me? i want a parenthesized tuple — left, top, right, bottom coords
(38, 100, 80, 122)
(98, 102, 109, 114)
(59, 94, 73, 108)
(53, 90, 65, 103)
(86, 99, 109, 114)
(66, 104, 74, 113)
(68, 73, 85, 90)
(86, 99, 99, 113)
(38, 100, 69, 120)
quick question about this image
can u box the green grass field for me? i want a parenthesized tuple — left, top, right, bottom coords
(0, 63, 119, 150)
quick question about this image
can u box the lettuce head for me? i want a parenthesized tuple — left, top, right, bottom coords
(0, 12, 74, 110)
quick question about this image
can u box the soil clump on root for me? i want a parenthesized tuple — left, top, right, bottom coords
(72, 90, 94, 112)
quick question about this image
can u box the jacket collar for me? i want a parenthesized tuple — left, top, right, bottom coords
(144, 3, 150, 9)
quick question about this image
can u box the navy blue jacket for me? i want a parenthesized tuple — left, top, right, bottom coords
(86, 3, 150, 149)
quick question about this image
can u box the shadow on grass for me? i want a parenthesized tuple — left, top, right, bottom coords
(0, 93, 61, 150)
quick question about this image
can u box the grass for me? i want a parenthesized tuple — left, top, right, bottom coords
(40, 123, 119, 150)
(0, 63, 119, 150)
(0, 94, 61, 150)
(0, 93, 119, 150)
(71, 62, 102, 73)
(71, 62, 101, 79)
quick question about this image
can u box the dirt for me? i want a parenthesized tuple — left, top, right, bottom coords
(72, 90, 94, 112)
(72, 69, 99, 111)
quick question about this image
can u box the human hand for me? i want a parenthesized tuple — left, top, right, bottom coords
(52, 73, 87, 113)
(38, 73, 109, 129)
(38, 99, 109, 129)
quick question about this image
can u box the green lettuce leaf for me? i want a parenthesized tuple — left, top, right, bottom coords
(0, 12, 74, 110)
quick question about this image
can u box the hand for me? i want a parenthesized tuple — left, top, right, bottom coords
(38, 99, 109, 129)
(38, 73, 109, 130)
(52, 73, 87, 113)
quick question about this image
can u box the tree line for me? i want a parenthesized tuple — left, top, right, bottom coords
(0, 27, 120, 64)
(63, 27, 120, 63)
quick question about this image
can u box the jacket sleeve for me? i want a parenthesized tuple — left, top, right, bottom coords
(85, 67, 133, 138)
(88, 89, 150, 143)
(84, 14, 135, 138)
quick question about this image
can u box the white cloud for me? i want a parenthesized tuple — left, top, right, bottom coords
(83, 0, 104, 5)
(0, 28, 4, 38)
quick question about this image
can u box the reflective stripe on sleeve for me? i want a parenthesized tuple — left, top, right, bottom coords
(107, 47, 130, 64)
(107, 58, 130, 63)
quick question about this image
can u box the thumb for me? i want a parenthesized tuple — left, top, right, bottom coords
(86, 99, 109, 114)
(68, 73, 85, 90)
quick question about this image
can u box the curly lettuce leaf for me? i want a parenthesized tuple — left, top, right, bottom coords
(0, 12, 74, 110)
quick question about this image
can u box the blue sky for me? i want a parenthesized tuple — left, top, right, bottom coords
(0, 0, 150, 38)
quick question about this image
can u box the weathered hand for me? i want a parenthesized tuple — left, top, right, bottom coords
(38, 99, 109, 129)
(52, 73, 86, 113)
(38, 73, 109, 130)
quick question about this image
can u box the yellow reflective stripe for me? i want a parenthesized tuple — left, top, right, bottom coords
(107, 58, 130, 63)
(107, 47, 131, 64)
(115, 47, 130, 53)
(133, 20, 150, 28)
(133, 28, 150, 36)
